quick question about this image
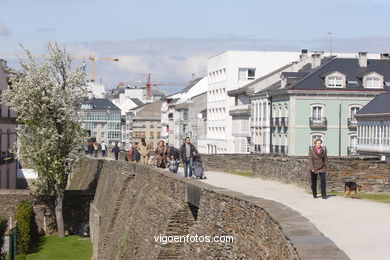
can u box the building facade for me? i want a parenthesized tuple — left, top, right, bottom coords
(78, 98, 122, 146)
(0, 59, 18, 189)
(128, 101, 163, 150)
(356, 93, 390, 160)
(250, 52, 390, 156)
(198, 50, 300, 154)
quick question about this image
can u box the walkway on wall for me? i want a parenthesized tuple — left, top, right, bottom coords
(180, 170, 390, 260)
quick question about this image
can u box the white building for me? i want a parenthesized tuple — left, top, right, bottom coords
(161, 77, 208, 148)
(86, 82, 107, 98)
(356, 93, 390, 160)
(198, 50, 300, 154)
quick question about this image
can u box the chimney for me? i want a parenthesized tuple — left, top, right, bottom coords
(359, 52, 367, 67)
(311, 54, 322, 69)
(281, 74, 287, 88)
(300, 49, 308, 59)
(380, 53, 390, 60)
(87, 91, 94, 100)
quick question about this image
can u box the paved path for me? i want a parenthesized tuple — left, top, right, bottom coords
(176, 169, 390, 260)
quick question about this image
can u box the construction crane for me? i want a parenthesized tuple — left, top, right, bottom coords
(119, 74, 188, 101)
(76, 56, 119, 82)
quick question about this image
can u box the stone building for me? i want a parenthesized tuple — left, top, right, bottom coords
(355, 92, 390, 160)
(128, 101, 163, 150)
(0, 59, 18, 189)
(78, 98, 122, 146)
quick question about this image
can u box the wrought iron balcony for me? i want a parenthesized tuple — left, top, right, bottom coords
(347, 118, 357, 128)
(309, 117, 327, 128)
(271, 117, 288, 127)
(270, 145, 288, 155)
(347, 146, 359, 155)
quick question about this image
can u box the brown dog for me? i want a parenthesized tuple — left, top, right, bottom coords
(344, 182, 362, 198)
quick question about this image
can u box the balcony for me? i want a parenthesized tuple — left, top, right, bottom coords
(347, 146, 359, 155)
(348, 118, 357, 128)
(229, 104, 250, 116)
(309, 117, 327, 128)
(270, 145, 288, 155)
(271, 117, 288, 127)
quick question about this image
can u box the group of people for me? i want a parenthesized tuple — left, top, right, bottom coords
(128, 137, 199, 178)
(84, 141, 108, 158)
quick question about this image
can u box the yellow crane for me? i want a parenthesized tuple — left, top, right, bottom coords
(78, 56, 119, 82)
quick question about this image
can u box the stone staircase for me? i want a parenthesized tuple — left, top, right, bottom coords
(157, 207, 196, 259)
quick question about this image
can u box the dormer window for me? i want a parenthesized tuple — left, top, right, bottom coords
(325, 71, 346, 88)
(328, 76, 343, 88)
(363, 72, 383, 89)
(366, 77, 381, 88)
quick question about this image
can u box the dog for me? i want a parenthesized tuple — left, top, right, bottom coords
(344, 182, 362, 198)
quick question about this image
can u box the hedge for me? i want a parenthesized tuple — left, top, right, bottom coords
(15, 200, 33, 254)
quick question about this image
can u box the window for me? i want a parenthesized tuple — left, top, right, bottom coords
(157, 132, 161, 138)
(328, 76, 343, 88)
(311, 134, 324, 145)
(350, 106, 360, 117)
(238, 68, 256, 80)
(150, 132, 154, 137)
(350, 135, 357, 148)
(312, 106, 323, 121)
(366, 77, 381, 88)
(101, 132, 105, 138)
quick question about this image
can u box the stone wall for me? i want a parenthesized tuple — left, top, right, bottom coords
(203, 154, 390, 193)
(83, 158, 348, 259)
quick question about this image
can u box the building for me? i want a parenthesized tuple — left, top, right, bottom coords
(86, 82, 107, 98)
(128, 101, 163, 150)
(198, 50, 301, 154)
(188, 92, 207, 148)
(0, 59, 18, 189)
(78, 98, 121, 146)
(355, 93, 390, 160)
(228, 50, 314, 153)
(249, 52, 390, 156)
(160, 77, 207, 148)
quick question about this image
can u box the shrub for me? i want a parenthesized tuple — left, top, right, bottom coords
(0, 216, 7, 256)
(15, 200, 33, 254)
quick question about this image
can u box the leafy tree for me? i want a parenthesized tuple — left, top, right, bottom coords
(1, 43, 86, 238)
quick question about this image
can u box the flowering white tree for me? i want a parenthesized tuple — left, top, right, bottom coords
(1, 43, 86, 238)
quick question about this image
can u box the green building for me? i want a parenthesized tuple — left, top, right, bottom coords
(250, 52, 390, 156)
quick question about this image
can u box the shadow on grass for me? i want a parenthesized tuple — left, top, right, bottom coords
(28, 236, 46, 254)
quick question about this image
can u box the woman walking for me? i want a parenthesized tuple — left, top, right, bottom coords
(155, 140, 168, 168)
(139, 138, 150, 164)
(308, 139, 329, 199)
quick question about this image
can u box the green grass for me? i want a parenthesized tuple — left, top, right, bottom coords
(328, 191, 390, 203)
(16, 235, 92, 260)
(222, 170, 254, 177)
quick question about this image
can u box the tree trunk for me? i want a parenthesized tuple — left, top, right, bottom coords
(55, 190, 65, 238)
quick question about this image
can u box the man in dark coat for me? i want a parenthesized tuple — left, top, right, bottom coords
(112, 142, 120, 161)
(180, 137, 199, 178)
(131, 142, 141, 163)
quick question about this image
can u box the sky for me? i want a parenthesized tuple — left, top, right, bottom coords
(1, 0, 390, 93)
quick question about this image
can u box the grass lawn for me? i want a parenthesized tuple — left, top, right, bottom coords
(328, 191, 390, 204)
(16, 235, 92, 260)
(222, 169, 254, 177)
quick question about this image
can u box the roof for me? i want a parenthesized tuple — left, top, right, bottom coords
(287, 58, 390, 90)
(81, 98, 120, 111)
(130, 98, 144, 107)
(356, 93, 390, 115)
(181, 77, 203, 93)
(134, 100, 163, 117)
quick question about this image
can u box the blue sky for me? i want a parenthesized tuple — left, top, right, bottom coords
(1, 0, 390, 92)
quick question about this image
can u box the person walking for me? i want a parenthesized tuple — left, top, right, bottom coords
(101, 141, 107, 157)
(308, 139, 329, 199)
(155, 140, 168, 168)
(112, 142, 120, 161)
(131, 142, 141, 163)
(180, 137, 199, 178)
(168, 145, 180, 173)
(139, 138, 150, 164)
(93, 142, 99, 158)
